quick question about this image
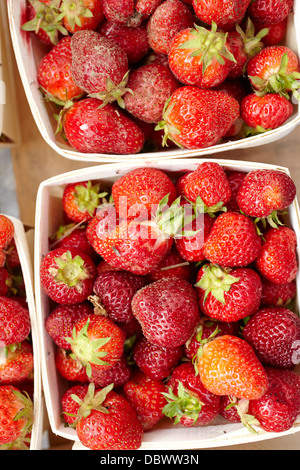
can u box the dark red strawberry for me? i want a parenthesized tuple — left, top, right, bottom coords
(131, 277, 200, 348)
(163, 362, 221, 426)
(0, 267, 12, 297)
(225, 171, 246, 212)
(196, 264, 262, 322)
(0, 297, 31, 347)
(242, 307, 300, 368)
(39, 247, 96, 305)
(132, 335, 183, 380)
(87, 354, 131, 389)
(260, 279, 296, 307)
(253, 17, 288, 46)
(248, 0, 293, 25)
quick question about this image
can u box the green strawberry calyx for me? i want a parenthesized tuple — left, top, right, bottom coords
(59, 0, 94, 30)
(154, 194, 200, 238)
(73, 181, 108, 217)
(196, 263, 240, 304)
(21, 0, 68, 45)
(225, 396, 260, 434)
(237, 18, 268, 60)
(162, 382, 204, 425)
(66, 318, 112, 377)
(155, 98, 183, 149)
(50, 250, 90, 289)
(89, 72, 133, 109)
(66, 383, 114, 426)
(186, 320, 221, 374)
(178, 22, 236, 75)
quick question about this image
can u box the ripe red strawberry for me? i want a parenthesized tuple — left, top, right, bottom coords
(0, 386, 33, 446)
(98, 20, 150, 65)
(248, 367, 300, 433)
(0, 267, 12, 297)
(196, 264, 262, 322)
(197, 335, 268, 400)
(102, 0, 163, 27)
(184, 317, 240, 362)
(45, 302, 94, 349)
(61, 384, 90, 426)
(124, 64, 180, 123)
(66, 314, 125, 376)
(123, 370, 168, 430)
(0, 341, 34, 385)
(147, 0, 194, 55)
(132, 335, 183, 380)
(131, 277, 200, 348)
(60, 0, 104, 33)
(92, 270, 148, 323)
(21, 0, 67, 45)
(5, 239, 21, 270)
(49, 224, 98, 261)
(40, 247, 96, 305)
(237, 169, 296, 220)
(75, 384, 144, 450)
(253, 17, 288, 47)
(37, 36, 84, 104)
(0, 297, 31, 347)
(225, 170, 246, 212)
(157, 86, 240, 149)
(0, 215, 14, 251)
(261, 279, 296, 307)
(55, 348, 89, 382)
(71, 30, 129, 107)
(148, 246, 193, 282)
(242, 307, 300, 368)
(176, 162, 232, 208)
(111, 167, 177, 219)
(202, 211, 262, 267)
(248, 0, 293, 25)
(192, 0, 252, 31)
(87, 354, 131, 389)
(62, 180, 106, 223)
(163, 362, 221, 426)
(168, 23, 236, 88)
(175, 211, 214, 263)
(246, 45, 300, 99)
(241, 93, 293, 131)
(255, 226, 298, 284)
(62, 98, 145, 154)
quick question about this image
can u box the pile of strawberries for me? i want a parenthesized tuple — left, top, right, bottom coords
(39, 162, 300, 450)
(21, 0, 299, 155)
(0, 216, 34, 449)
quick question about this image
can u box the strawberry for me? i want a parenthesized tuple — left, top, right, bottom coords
(98, 20, 150, 65)
(147, 245, 193, 282)
(236, 169, 296, 220)
(62, 384, 90, 426)
(111, 167, 177, 219)
(39, 247, 96, 304)
(168, 23, 236, 88)
(253, 17, 288, 47)
(123, 369, 168, 430)
(131, 277, 200, 348)
(192, 0, 252, 31)
(248, 367, 300, 433)
(0, 297, 31, 347)
(66, 314, 125, 376)
(49, 224, 98, 261)
(0, 386, 33, 446)
(260, 279, 296, 307)
(0, 267, 12, 297)
(102, 0, 163, 27)
(60, 0, 104, 33)
(74, 384, 144, 450)
(62, 180, 106, 223)
(241, 93, 293, 131)
(5, 239, 21, 270)
(147, 0, 194, 55)
(184, 317, 240, 362)
(62, 98, 145, 154)
(37, 36, 84, 104)
(255, 226, 298, 284)
(247, 0, 293, 25)
(225, 171, 246, 212)
(242, 307, 300, 368)
(21, 0, 67, 45)
(246, 45, 300, 100)
(176, 162, 232, 208)
(132, 335, 183, 380)
(196, 264, 262, 322)
(0, 215, 14, 251)
(92, 270, 148, 323)
(87, 354, 131, 389)
(71, 30, 129, 107)
(197, 335, 268, 400)
(157, 86, 240, 150)
(202, 211, 262, 267)
(55, 347, 89, 382)
(175, 211, 214, 263)
(0, 341, 34, 385)
(163, 362, 221, 426)
(96, 260, 122, 275)
(123, 64, 180, 123)
(45, 302, 94, 349)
